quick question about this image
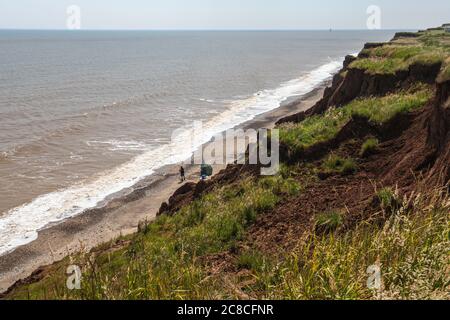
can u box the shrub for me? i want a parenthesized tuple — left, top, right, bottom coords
(376, 187, 400, 211)
(437, 57, 450, 82)
(341, 160, 358, 175)
(350, 37, 448, 75)
(284, 178, 302, 196)
(242, 206, 257, 226)
(258, 176, 302, 196)
(322, 154, 357, 175)
(350, 57, 408, 75)
(279, 89, 432, 156)
(237, 250, 267, 272)
(315, 211, 344, 233)
(346, 88, 432, 124)
(360, 138, 380, 157)
(279, 110, 347, 154)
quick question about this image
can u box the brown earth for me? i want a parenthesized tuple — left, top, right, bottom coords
(199, 58, 450, 274)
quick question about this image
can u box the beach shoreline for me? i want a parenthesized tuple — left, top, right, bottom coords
(0, 85, 326, 293)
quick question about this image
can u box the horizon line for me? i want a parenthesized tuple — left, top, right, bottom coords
(0, 28, 412, 32)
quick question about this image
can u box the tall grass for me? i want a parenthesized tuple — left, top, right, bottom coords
(314, 210, 344, 233)
(6, 174, 448, 300)
(345, 88, 431, 124)
(438, 57, 450, 82)
(279, 88, 432, 155)
(352, 34, 450, 75)
(351, 57, 409, 75)
(241, 188, 450, 300)
(322, 154, 357, 175)
(278, 112, 346, 153)
(360, 138, 379, 157)
(7, 175, 300, 300)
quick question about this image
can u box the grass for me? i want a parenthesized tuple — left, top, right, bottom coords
(351, 57, 409, 75)
(278, 112, 347, 153)
(347, 88, 431, 124)
(418, 29, 450, 48)
(376, 187, 400, 212)
(314, 211, 344, 233)
(279, 87, 432, 155)
(352, 29, 450, 75)
(360, 138, 379, 157)
(258, 175, 303, 197)
(237, 250, 270, 273)
(9, 186, 448, 300)
(437, 57, 450, 82)
(240, 187, 450, 300)
(6, 174, 300, 300)
(322, 154, 357, 175)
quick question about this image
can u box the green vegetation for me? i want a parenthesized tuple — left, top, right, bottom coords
(322, 154, 357, 175)
(352, 29, 450, 75)
(8, 186, 448, 300)
(437, 57, 450, 82)
(278, 112, 347, 152)
(347, 88, 431, 124)
(250, 189, 449, 299)
(279, 88, 432, 155)
(418, 29, 450, 49)
(360, 138, 379, 157)
(257, 175, 302, 197)
(314, 210, 344, 233)
(237, 250, 270, 273)
(7, 175, 300, 300)
(351, 57, 409, 75)
(353, 45, 447, 75)
(376, 187, 400, 212)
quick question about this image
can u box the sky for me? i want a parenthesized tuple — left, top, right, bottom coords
(0, 0, 449, 30)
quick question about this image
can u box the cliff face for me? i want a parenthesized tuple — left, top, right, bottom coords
(156, 29, 449, 256)
(427, 78, 450, 184)
(157, 164, 259, 216)
(275, 30, 450, 189)
(278, 60, 443, 125)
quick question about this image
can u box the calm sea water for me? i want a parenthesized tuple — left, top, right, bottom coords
(0, 30, 396, 255)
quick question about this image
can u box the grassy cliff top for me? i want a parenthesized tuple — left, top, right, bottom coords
(279, 85, 432, 154)
(350, 29, 450, 78)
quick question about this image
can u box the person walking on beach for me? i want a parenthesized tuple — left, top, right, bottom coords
(179, 166, 186, 182)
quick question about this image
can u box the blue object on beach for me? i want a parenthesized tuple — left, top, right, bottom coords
(200, 164, 213, 177)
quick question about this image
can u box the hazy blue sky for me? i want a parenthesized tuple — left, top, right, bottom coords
(1, 0, 449, 30)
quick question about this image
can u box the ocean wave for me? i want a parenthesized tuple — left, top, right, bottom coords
(0, 58, 343, 257)
(86, 140, 149, 152)
(198, 98, 217, 103)
(0, 151, 13, 162)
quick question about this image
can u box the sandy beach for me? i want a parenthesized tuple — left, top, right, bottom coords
(0, 86, 325, 293)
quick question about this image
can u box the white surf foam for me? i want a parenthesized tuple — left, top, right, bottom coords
(86, 140, 149, 152)
(0, 59, 343, 257)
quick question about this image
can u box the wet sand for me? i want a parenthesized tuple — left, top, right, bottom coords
(0, 86, 326, 293)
